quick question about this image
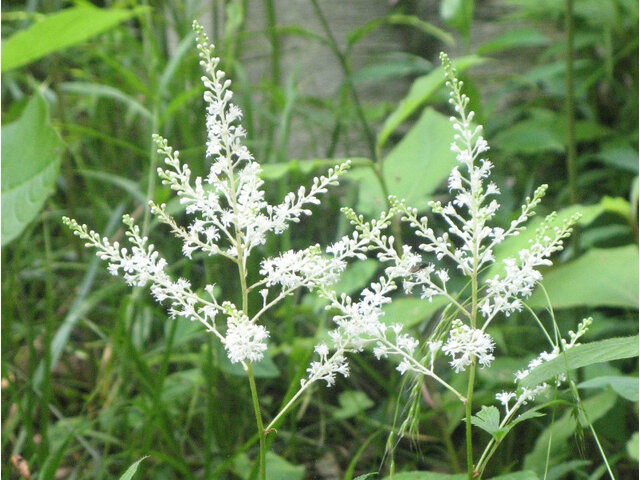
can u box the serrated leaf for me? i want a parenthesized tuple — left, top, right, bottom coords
(377, 56, 484, 149)
(471, 405, 502, 437)
(2, 94, 63, 245)
(520, 336, 639, 389)
(577, 375, 639, 402)
(2, 6, 146, 72)
(119, 457, 149, 480)
(528, 245, 639, 309)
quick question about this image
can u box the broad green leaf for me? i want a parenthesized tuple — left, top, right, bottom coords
(577, 375, 639, 402)
(440, 0, 474, 38)
(594, 145, 639, 173)
(523, 390, 617, 472)
(234, 452, 305, 480)
(477, 29, 550, 55)
(377, 56, 484, 149)
(381, 296, 447, 329)
(381, 472, 465, 480)
(352, 108, 460, 216)
(333, 390, 374, 420)
(1, 6, 146, 72)
(2, 94, 63, 245)
(119, 457, 149, 480)
(333, 260, 379, 297)
(471, 405, 502, 437)
(493, 118, 564, 154)
(520, 336, 639, 389)
(528, 245, 639, 309)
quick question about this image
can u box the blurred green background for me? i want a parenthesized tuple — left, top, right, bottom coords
(1, 1, 638, 479)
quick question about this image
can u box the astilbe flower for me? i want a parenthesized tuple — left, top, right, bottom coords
(64, 21, 359, 370)
(304, 52, 579, 394)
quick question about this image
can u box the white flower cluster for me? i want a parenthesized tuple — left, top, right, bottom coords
(304, 53, 577, 395)
(496, 317, 593, 414)
(64, 21, 352, 370)
(442, 319, 495, 373)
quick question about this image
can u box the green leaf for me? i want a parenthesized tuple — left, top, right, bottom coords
(471, 405, 502, 438)
(493, 118, 564, 154)
(593, 145, 639, 173)
(627, 432, 639, 461)
(477, 28, 550, 55)
(381, 472, 465, 480)
(523, 390, 617, 472)
(381, 296, 447, 329)
(119, 457, 149, 480)
(440, 0, 474, 38)
(1, 6, 146, 72)
(353, 108, 461, 216)
(577, 375, 639, 402)
(377, 56, 485, 149)
(490, 198, 630, 278)
(520, 336, 639, 389)
(333, 391, 374, 420)
(528, 245, 639, 309)
(234, 452, 305, 480)
(2, 94, 63, 245)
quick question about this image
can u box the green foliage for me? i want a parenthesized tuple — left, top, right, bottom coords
(119, 457, 149, 480)
(1, 94, 63, 245)
(520, 336, 639, 388)
(1, 5, 147, 72)
(528, 245, 639, 309)
(1, 0, 637, 479)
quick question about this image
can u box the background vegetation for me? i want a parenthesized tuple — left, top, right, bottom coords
(2, 0, 638, 479)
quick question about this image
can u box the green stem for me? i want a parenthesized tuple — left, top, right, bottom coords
(247, 364, 267, 480)
(309, 0, 378, 164)
(465, 363, 477, 480)
(565, 0, 577, 206)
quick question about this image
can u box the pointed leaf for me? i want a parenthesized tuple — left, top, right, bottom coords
(377, 56, 485, 149)
(2, 6, 146, 72)
(2, 94, 63, 245)
(520, 336, 639, 389)
(119, 457, 149, 480)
